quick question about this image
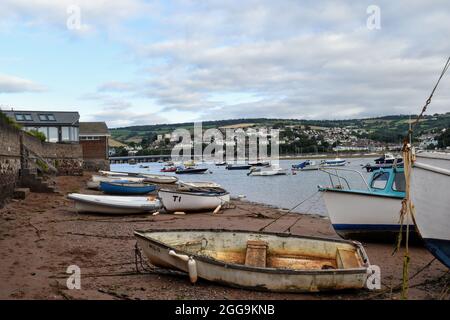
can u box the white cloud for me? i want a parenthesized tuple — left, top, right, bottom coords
(0, 74, 46, 93)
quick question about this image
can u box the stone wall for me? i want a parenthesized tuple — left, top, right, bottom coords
(0, 119, 22, 206)
(0, 115, 84, 206)
(22, 130, 83, 175)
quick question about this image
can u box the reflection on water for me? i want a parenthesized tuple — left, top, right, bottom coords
(111, 158, 375, 216)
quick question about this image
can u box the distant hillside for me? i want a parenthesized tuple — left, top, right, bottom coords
(110, 113, 450, 145)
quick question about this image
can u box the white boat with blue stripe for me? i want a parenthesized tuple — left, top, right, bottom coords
(319, 166, 417, 241)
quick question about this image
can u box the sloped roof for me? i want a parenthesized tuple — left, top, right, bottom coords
(2, 110, 79, 125)
(79, 122, 110, 136)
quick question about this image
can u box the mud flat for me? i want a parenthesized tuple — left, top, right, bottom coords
(0, 173, 448, 300)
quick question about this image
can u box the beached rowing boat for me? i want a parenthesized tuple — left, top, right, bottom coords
(98, 170, 178, 184)
(134, 229, 371, 292)
(100, 181, 157, 195)
(159, 189, 230, 212)
(68, 193, 161, 214)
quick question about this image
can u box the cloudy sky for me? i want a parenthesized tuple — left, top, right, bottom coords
(0, 0, 449, 127)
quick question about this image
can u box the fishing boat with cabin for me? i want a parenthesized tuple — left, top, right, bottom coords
(318, 166, 417, 241)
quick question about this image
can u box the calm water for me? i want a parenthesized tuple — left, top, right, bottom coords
(111, 158, 375, 216)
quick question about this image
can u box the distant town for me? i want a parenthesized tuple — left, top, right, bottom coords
(109, 113, 450, 158)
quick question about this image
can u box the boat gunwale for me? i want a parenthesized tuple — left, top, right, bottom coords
(158, 189, 230, 197)
(68, 194, 160, 209)
(100, 181, 157, 190)
(318, 187, 404, 199)
(134, 228, 369, 275)
(413, 161, 450, 176)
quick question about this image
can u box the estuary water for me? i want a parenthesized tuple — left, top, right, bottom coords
(111, 158, 375, 216)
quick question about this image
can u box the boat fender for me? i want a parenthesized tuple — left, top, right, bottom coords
(188, 258, 198, 284)
(168, 250, 198, 284)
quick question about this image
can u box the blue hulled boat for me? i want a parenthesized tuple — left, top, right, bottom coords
(99, 180, 157, 195)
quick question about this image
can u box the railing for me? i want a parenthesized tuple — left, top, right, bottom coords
(319, 167, 371, 191)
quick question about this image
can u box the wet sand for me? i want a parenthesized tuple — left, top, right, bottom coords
(0, 173, 448, 300)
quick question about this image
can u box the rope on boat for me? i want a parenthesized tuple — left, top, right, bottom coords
(395, 56, 450, 300)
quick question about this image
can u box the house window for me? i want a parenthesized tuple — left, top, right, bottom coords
(62, 127, 70, 141)
(24, 114, 32, 121)
(48, 127, 58, 142)
(47, 114, 55, 121)
(15, 114, 25, 121)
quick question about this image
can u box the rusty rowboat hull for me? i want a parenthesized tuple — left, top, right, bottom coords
(134, 229, 371, 292)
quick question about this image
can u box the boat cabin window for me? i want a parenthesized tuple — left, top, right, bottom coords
(371, 172, 389, 189)
(392, 172, 406, 192)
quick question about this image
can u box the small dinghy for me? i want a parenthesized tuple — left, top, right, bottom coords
(100, 180, 157, 195)
(88, 175, 145, 189)
(68, 193, 161, 214)
(159, 189, 230, 212)
(134, 229, 371, 292)
(175, 167, 208, 174)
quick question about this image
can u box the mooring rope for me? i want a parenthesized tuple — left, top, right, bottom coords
(259, 190, 320, 232)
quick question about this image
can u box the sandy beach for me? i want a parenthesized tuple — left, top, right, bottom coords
(0, 173, 448, 300)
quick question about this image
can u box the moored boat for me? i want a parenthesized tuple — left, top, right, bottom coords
(319, 167, 417, 241)
(134, 229, 371, 292)
(292, 160, 317, 170)
(247, 165, 287, 176)
(175, 167, 208, 174)
(158, 189, 230, 212)
(100, 180, 157, 195)
(226, 164, 252, 170)
(320, 158, 347, 167)
(411, 151, 450, 268)
(160, 166, 177, 172)
(67, 193, 161, 214)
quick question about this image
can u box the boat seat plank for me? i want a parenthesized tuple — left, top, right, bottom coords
(336, 248, 361, 269)
(245, 240, 268, 268)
